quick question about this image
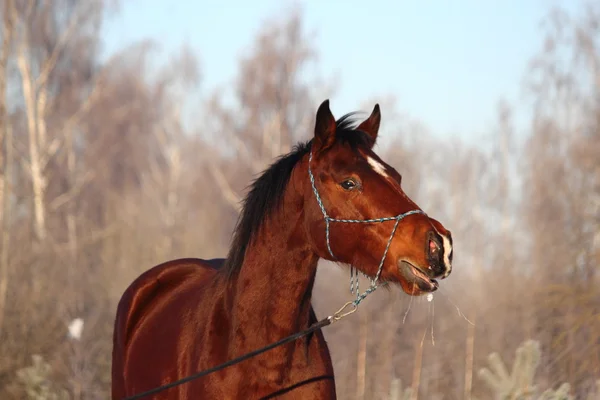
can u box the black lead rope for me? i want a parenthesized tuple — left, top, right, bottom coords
(122, 302, 357, 400)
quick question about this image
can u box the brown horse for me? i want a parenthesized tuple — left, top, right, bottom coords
(111, 100, 453, 399)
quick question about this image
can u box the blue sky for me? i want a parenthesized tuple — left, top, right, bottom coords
(100, 0, 582, 143)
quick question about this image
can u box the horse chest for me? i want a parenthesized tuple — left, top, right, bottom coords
(227, 332, 337, 399)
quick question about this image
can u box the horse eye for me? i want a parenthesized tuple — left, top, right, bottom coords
(340, 179, 357, 190)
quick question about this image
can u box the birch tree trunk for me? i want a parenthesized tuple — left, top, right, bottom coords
(356, 311, 368, 400)
(410, 337, 424, 400)
(463, 313, 476, 400)
(0, 0, 15, 337)
(17, 43, 47, 242)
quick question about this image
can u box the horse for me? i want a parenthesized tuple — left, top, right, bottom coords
(111, 100, 453, 399)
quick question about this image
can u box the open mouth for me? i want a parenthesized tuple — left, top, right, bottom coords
(398, 260, 439, 292)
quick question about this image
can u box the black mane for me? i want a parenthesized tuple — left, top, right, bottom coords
(221, 112, 373, 278)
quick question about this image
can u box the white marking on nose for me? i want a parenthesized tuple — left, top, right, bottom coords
(441, 234, 452, 277)
(367, 156, 389, 178)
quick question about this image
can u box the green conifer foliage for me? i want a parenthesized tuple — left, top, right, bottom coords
(16, 355, 69, 400)
(477, 340, 576, 400)
(389, 377, 413, 400)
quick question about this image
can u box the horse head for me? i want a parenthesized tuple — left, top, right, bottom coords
(305, 100, 453, 296)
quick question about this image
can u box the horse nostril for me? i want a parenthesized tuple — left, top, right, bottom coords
(429, 239, 439, 256)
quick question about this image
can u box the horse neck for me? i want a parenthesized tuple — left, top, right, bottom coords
(228, 161, 319, 353)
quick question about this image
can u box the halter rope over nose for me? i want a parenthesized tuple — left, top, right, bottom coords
(308, 151, 426, 306)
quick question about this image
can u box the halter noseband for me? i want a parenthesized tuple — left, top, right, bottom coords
(308, 151, 426, 306)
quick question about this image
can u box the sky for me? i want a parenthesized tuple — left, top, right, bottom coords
(100, 0, 583, 143)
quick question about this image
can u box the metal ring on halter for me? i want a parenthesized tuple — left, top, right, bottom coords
(308, 151, 426, 306)
(330, 301, 358, 322)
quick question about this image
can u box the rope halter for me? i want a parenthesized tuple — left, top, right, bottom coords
(308, 151, 426, 306)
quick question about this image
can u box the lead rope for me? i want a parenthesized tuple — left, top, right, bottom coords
(308, 151, 426, 308)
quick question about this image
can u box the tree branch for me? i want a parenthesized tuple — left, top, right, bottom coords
(35, 2, 93, 90)
(208, 164, 241, 212)
(49, 170, 95, 212)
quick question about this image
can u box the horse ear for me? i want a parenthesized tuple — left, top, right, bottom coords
(313, 99, 337, 154)
(356, 104, 381, 146)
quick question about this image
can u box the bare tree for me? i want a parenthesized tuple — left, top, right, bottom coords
(11, 1, 98, 242)
(522, 3, 600, 390)
(206, 9, 327, 211)
(0, 0, 16, 338)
